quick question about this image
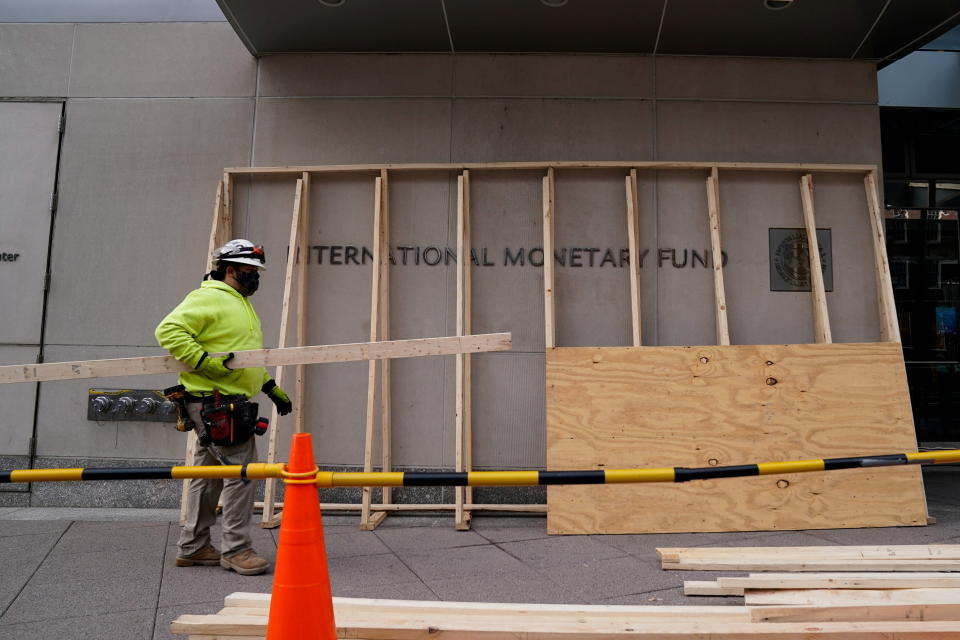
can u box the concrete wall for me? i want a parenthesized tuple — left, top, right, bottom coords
(0, 22, 883, 506)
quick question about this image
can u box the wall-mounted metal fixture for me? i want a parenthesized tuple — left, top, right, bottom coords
(87, 389, 177, 423)
(318, 0, 345, 7)
(540, 0, 569, 7)
(764, 0, 795, 10)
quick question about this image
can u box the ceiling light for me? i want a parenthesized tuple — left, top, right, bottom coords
(318, 0, 345, 6)
(764, 0, 794, 9)
(540, 0, 569, 7)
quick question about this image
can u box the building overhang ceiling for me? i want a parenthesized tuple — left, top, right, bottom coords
(216, 0, 960, 66)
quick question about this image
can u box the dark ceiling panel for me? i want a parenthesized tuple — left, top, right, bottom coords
(219, 0, 450, 53)
(658, 0, 887, 58)
(855, 0, 960, 61)
(217, 0, 960, 62)
(443, 0, 663, 53)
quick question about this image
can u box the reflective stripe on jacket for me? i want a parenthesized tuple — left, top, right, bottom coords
(155, 280, 269, 398)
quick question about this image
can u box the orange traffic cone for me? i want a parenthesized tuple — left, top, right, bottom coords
(266, 433, 336, 640)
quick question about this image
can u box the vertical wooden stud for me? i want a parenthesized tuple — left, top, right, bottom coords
(294, 172, 310, 434)
(543, 168, 557, 349)
(706, 167, 730, 345)
(378, 169, 393, 511)
(360, 175, 387, 531)
(181, 179, 227, 524)
(799, 174, 832, 343)
(260, 178, 305, 528)
(455, 171, 473, 530)
(864, 171, 901, 343)
(625, 169, 642, 346)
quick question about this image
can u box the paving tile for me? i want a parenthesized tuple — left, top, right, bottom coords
(327, 553, 420, 591)
(333, 580, 439, 601)
(803, 522, 960, 545)
(154, 601, 224, 640)
(4, 507, 177, 522)
(471, 516, 551, 543)
(598, 531, 742, 558)
(700, 530, 842, 547)
(369, 515, 455, 529)
(158, 544, 274, 607)
(0, 520, 70, 538)
(54, 522, 169, 553)
(323, 529, 391, 558)
(498, 535, 626, 569)
(375, 526, 488, 553)
(30, 545, 164, 584)
(534, 554, 679, 602)
(427, 572, 584, 605)
(0, 533, 64, 613)
(0, 608, 156, 640)
(0, 572, 161, 624)
(395, 545, 531, 582)
(166, 520, 278, 552)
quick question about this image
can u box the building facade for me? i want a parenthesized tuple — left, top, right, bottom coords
(0, 7, 953, 507)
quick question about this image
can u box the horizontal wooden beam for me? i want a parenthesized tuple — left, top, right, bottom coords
(225, 161, 878, 176)
(0, 333, 512, 385)
(718, 573, 960, 590)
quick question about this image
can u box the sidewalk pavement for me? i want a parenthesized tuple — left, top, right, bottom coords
(0, 465, 957, 640)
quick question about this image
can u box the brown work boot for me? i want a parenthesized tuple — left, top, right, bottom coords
(175, 544, 221, 567)
(220, 548, 269, 576)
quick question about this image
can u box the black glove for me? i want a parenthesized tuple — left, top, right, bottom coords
(262, 379, 292, 416)
(195, 352, 234, 379)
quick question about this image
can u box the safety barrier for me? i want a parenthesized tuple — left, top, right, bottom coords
(3, 449, 959, 486)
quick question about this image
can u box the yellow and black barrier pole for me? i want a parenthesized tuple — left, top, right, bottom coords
(2, 449, 959, 487)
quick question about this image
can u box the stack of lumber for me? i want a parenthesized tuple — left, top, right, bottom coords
(657, 545, 960, 572)
(171, 591, 960, 638)
(665, 545, 960, 629)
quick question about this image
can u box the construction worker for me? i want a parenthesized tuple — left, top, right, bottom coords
(156, 239, 292, 576)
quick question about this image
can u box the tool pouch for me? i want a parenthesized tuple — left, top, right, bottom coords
(199, 391, 264, 447)
(162, 384, 194, 433)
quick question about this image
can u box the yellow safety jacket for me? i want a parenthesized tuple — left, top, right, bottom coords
(155, 280, 269, 398)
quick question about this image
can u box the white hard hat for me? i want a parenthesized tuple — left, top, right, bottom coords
(213, 239, 266, 270)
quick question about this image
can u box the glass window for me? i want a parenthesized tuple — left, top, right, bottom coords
(884, 181, 930, 208)
(936, 183, 960, 208)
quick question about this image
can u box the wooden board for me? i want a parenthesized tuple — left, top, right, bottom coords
(659, 545, 960, 571)
(546, 342, 926, 534)
(721, 574, 960, 591)
(746, 588, 960, 606)
(171, 592, 960, 639)
(0, 333, 512, 384)
(749, 603, 960, 623)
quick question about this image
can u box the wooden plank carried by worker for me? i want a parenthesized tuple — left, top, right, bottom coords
(546, 342, 926, 534)
(0, 333, 512, 384)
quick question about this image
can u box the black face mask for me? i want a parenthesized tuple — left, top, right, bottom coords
(234, 269, 260, 296)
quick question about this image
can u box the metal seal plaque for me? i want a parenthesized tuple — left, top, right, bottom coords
(769, 228, 833, 292)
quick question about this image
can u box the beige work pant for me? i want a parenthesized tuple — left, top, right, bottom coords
(177, 401, 258, 557)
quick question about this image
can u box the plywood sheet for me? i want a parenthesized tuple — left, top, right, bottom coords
(546, 343, 926, 534)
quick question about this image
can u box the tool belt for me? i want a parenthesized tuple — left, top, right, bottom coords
(163, 385, 268, 446)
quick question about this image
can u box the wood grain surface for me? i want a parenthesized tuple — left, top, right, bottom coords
(546, 343, 926, 534)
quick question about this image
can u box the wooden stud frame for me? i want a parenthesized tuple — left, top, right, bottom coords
(360, 174, 389, 531)
(800, 174, 832, 343)
(455, 171, 473, 530)
(200, 161, 899, 529)
(259, 177, 307, 528)
(542, 168, 557, 349)
(706, 167, 730, 346)
(625, 169, 642, 346)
